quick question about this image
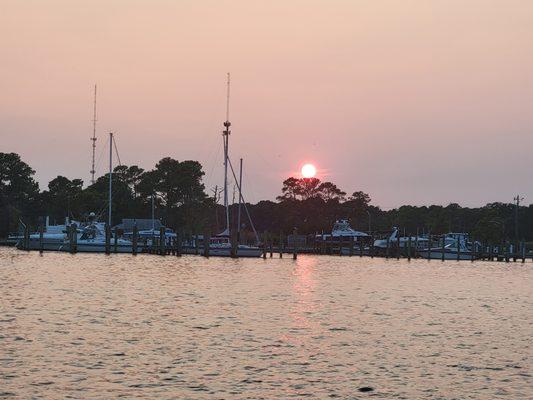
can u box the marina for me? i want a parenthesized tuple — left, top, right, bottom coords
(9, 219, 533, 263)
(2, 2, 533, 398)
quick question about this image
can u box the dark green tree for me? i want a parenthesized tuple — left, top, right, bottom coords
(0, 153, 40, 235)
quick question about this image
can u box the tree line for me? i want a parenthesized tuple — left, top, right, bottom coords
(1, 152, 531, 243)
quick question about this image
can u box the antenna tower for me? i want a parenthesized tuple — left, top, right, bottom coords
(90, 84, 97, 184)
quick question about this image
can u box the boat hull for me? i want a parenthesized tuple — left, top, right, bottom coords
(417, 250, 476, 260)
(183, 246, 262, 257)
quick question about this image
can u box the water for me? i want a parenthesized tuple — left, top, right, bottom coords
(1, 248, 531, 399)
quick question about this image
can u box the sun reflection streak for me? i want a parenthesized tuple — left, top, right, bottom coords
(285, 256, 323, 344)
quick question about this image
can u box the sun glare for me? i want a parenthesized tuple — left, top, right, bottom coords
(301, 163, 317, 178)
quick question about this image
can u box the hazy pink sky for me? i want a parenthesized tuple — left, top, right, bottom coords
(1, 0, 532, 208)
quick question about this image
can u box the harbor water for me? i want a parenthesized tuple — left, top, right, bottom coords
(1, 248, 531, 399)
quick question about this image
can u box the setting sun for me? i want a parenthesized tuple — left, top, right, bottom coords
(301, 163, 317, 178)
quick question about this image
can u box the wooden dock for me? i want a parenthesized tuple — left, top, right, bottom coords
(9, 223, 533, 263)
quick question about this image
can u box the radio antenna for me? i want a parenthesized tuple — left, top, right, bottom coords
(90, 84, 97, 184)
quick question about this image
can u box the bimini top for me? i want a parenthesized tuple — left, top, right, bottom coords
(331, 219, 368, 237)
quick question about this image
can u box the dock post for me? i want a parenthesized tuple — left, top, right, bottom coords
(396, 233, 400, 260)
(72, 224, 78, 253)
(230, 230, 238, 258)
(292, 228, 298, 260)
(441, 235, 445, 261)
(67, 225, 72, 253)
(407, 236, 411, 261)
(203, 229, 210, 257)
(456, 237, 460, 261)
(339, 237, 343, 256)
(279, 231, 283, 258)
(427, 231, 431, 261)
(132, 224, 138, 255)
(113, 228, 118, 253)
(385, 237, 390, 259)
(269, 235, 273, 258)
(521, 241, 526, 263)
(414, 229, 419, 258)
(194, 233, 199, 255)
(262, 232, 267, 259)
(505, 242, 510, 263)
(23, 223, 30, 251)
(349, 237, 354, 256)
(39, 223, 44, 254)
(370, 236, 374, 258)
(158, 227, 165, 255)
(471, 240, 475, 262)
(105, 223, 111, 254)
(176, 231, 182, 257)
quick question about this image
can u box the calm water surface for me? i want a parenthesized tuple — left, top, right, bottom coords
(1, 248, 531, 399)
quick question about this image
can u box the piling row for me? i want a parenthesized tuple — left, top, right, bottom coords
(12, 222, 533, 263)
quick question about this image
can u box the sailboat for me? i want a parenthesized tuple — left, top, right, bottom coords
(207, 74, 262, 257)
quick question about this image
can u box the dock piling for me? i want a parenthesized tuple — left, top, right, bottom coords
(113, 228, 118, 253)
(176, 231, 182, 257)
(105, 224, 111, 254)
(39, 224, 44, 254)
(203, 229, 210, 258)
(132, 224, 138, 255)
(396, 233, 400, 260)
(231, 230, 238, 258)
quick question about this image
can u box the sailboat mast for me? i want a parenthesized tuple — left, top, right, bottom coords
(237, 158, 243, 243)
(108, 132, 113, 227)
(222, 73, 231, 233)
(90, 84, 98, 185)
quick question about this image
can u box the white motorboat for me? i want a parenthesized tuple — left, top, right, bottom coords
(205, 230, 262, 257)
(331, 219, 368, 238)
(315, 219, 368, 240)
(69, 221, 135, 253)
(62, 134, 135, 253)
(417, 232, 479, 260)
(374, 227, 429, 249)
(16, 217, 80, 251)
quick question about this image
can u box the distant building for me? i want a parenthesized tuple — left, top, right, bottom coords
(287, 234, 307, 248)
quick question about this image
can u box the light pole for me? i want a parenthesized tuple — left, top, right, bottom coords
(514, 195, 523, 241)
(366, 210, 371, 234)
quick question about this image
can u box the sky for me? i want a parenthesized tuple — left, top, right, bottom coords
(1, 0, 532, 209)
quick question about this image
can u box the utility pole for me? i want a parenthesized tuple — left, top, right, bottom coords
(514, 195, 523, 240)
(90, 84, 97, 185)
